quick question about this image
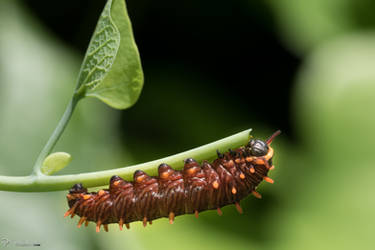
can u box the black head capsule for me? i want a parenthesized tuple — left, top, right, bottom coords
(247, 139, 269, 156)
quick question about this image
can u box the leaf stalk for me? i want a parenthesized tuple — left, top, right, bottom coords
(31, 94, 82, 176)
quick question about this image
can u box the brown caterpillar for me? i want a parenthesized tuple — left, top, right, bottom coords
(65, 131, 280, 232)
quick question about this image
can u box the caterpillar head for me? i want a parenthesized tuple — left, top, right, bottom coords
(67, 183, 87, 207)
(246, 139, 269, 156)
(245, 130, 281, 157)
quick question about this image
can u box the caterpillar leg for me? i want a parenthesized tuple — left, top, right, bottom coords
(169, 212, 175, 224)
(64, 202, 79, 218)
(252, 190, 262, 199)
(96, 220, 102, 233)
(235, 202, 243, 214)
(77, 217, 87, 228)
(119, 218, 124, 231)
(217, 207, 223, 216)
(143, 216, 148, 227)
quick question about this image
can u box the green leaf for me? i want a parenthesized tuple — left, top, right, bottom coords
(41, 152, 72, 175)
(75, 0, 144, 109)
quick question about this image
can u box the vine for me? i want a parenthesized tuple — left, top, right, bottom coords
(0, 0, 252, 192)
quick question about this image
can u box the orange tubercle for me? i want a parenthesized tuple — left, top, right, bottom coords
(136, 175, 146, 183)
(263, 176, 274, 184)
(143, 217, 148, 227)
(254, 158, 265, 165)
(226, 160, 235, 168)
(239, 173, 245, 179)
(160, 172, 169, 179)
(231, 187, 237, 194)
(169, 212, 175, 224)
(187, 168, 197, 175)
(212, 180, 219, 189)
(83, 194, 91, 200)
(119, 218, 124, 231)
(246, 157, 254, 162)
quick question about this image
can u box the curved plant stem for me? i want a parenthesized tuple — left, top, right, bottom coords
(0, 129, 252, 192)
(32, 94, 82, 176)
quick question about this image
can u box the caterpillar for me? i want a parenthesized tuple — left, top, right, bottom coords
(65, 130, 280, 232)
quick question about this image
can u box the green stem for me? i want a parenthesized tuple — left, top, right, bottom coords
(0, 129, 252, 192)
(32, 94, 81, 176)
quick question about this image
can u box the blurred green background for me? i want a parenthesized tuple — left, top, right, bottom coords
(0, 0, 374, 249)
